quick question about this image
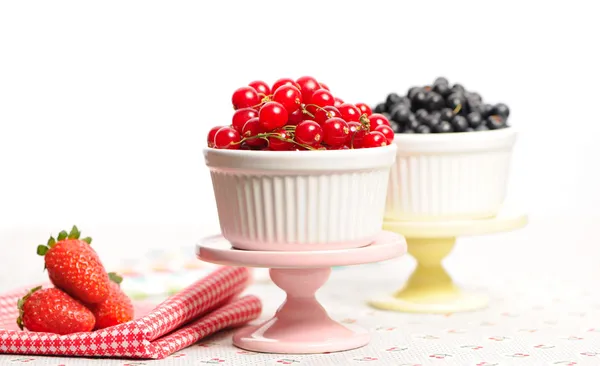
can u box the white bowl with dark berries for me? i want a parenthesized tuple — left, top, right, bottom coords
(373, 77, 517, 221)
(205, 76, 397, 251)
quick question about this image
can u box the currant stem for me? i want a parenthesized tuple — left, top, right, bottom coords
(302, 103, 337, 119)
(303, 103, 327, 114)
(302, 109, 315, 118)
(251, 95, 273, 110)
(267, 133, 316, 151)
(236, 132, 316, 151)
(359, 114, 371, 132)
(350, 134, 355, 149)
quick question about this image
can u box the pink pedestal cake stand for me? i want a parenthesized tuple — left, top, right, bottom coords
(196, 231, 406, 354)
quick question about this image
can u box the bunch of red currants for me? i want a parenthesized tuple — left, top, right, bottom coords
(207, 76, 395, 151)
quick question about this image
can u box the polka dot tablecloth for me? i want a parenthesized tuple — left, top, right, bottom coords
(109, 245, 271, 301)
(1, 219, 599, 365)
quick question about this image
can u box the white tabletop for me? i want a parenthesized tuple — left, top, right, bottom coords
(1, 216, 600, 365)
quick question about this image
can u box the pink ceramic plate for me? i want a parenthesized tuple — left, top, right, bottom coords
(196, 231, 406, 269)
(196, 231, 406, 354)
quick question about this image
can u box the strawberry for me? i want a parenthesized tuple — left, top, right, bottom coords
(88, 273, 134, 330)
(37, 226, 110, 304)
(17, 286, 95, 334)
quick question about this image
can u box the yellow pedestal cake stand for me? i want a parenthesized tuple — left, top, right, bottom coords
(369, 211, 528, 313)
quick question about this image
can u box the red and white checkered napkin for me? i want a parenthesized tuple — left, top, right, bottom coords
(0, 266, 262, 359)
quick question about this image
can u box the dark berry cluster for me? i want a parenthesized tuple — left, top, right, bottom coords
(373, 77, 511, 134)
(207, 77, 394, 150)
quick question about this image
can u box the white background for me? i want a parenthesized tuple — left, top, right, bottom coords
(1, 1, 599, 287)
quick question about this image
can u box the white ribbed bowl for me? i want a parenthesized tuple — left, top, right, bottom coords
(385, 128, 517, 221)
(204, 145, 397, 251)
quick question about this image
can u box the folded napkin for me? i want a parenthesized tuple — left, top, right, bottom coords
(0, 266, 261, 359)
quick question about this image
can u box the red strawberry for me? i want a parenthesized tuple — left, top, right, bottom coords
(88, 273, 134, 330)
(37, 226, 110, 304)
(17, 286, 95, 334)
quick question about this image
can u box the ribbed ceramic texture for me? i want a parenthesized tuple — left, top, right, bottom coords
(210, 169, 391, 250)
(385, 150, 513, 220)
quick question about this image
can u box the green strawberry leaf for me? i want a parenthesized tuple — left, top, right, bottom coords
(68, 225, 80, 239)
(16, 286, 42, 330)
(36, 245, 48, 256)
(47, 236, 56, 248)
(82, 237, 92, 245)
(57, 230, 68, 241)
(108, 272, 123, 285)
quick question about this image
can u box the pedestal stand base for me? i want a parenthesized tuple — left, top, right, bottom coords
(370, 212, 527, 314)
(233, 268, 370, 354)
(197, 232, 406, 354)
(369, 291, 488, 314)
(233, 324, 369, 354)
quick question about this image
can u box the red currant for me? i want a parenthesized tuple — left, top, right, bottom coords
(334, 97, 344, 108)
(319, 82, 330, 91)
(272, 78, 299, 94)
(207, 126, 223, 147)
(337, 103, 361, 122)
(259, 101, 288, 131)
(295, 76, 320, 103)
(362, 131, 388, 148)
(268, 128, 295, 151)
(214, 126, 242, 149)
(241, 117, 267, 148)
(310, 89, 334, 107)
(295, 120, 323, 147)
(288, 109, 305, 126)
(375, 125, 395, 144)
(355, 102, 372, 117)
(232, 107, 258, 133)
(273, 85, 302, 114)
(313, 106, 341, 125)
(232, 86, 259, 110)
(368, 113, 391, 131)
(346, 121, 367, 148)
(248, 80, 271, 98)
(307, 89, 335, 116)
(322, 117, 349, 147)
